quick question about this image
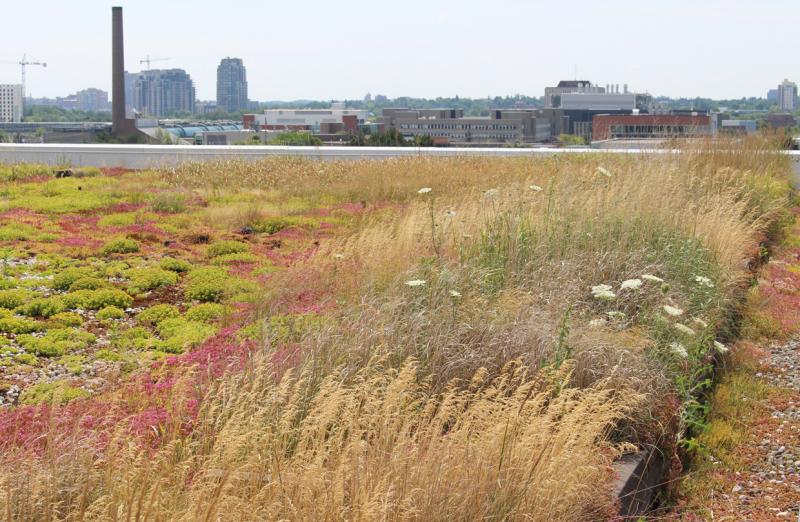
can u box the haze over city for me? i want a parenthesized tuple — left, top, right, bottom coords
(2, 0, 798, 101)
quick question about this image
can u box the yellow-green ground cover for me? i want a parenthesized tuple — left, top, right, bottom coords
(0, 142, 792, 520)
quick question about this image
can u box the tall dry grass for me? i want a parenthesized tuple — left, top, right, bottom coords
(0, 138, 792, 521)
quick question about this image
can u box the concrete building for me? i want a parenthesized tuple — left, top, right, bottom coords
(130, 69, 196, 117)
(216, 58, 248, 113)
(559, 93, 636, 111)
(76, 88, 109, 112)
(719, 119, 757, 135)
(380, 108, 552, 144)
(592, 114, 711, 141)
(247, 103, 368, 132)
(544, 80, 605, 108)
(0, 84, 23, 123)
(778, 79, 797, 112)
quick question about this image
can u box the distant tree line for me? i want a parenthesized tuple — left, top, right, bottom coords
(24, 106, 111, 122)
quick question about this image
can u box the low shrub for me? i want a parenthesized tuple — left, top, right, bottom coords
(207, 240, 249, 258)
(68, 277, 109, 291)
(156, 317, 216, 354)
(211, 252, 260, 265)
(125, 267, 179, 294)
(159, 257, 192, 273)
(97, 306, 125, 321)
(185, 267, 228, 302)
(15, 297, 65, 318)
(52, 267, 95, 292)
(17, 328, 96, 357)
(100, 238, 140, 256)
(0, 317, 43, 334)
(49, 312, 83, 327)
(137, 304, 180, 326)
(19, 381, 90, 405)
(110, 326, 159, 351)
(62, 288, 133, 310)
(185, 303, 228, 324)
(0, 289, 35, 309)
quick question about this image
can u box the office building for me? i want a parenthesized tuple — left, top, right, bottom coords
(380, 108, 552, 144)
(767, 89, 779, 103)
(130, 69, 196, 117)
(544, 80, 605, 108)
(719, 119, 757, 135)
(247, 103, 368, 132)
(777, 79, 797, 112)
(216, 58, 248, 112)
(0, 84, 23, 123)
(592, 114, 711, 141)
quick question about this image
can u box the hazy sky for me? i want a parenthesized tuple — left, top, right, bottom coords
(1, 0, 797, 101)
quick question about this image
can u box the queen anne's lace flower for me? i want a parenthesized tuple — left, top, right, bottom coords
(714, 341, 729, 354)
(695, 275, 714, 288)
(405, 279, 426, 287)
(591, 284, 616, 301)
(662, 305, 684, 317)
(642, 274, 664, 283)
(670, 342, 688, 358)
(418, 187, 432, 194)
(620, 278, 642, 291)
(674, 323, 696, 336)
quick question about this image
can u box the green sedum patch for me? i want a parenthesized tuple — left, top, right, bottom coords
(100, 238, 140, 256)
(206, 240, 249, 258)
(19, 381, 90, 405)
(125, 267, 179, 295)
(17, 328, 96, 357)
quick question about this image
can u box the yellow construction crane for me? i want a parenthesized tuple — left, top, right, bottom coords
(139, 55, 170, 70)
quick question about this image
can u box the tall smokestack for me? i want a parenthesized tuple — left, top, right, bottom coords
(112, 6, 125, 132)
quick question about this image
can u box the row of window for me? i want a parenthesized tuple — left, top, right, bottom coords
(399, 123, 520, 130)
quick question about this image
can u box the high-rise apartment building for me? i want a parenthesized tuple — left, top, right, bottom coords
(76, 88, 110, 112)
(216, 58, 248, 112)
(0, 84, 23, 122)
(777, 79, 797, 112)
(130, 69, 196, 117)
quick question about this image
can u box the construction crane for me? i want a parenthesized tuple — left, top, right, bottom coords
(139, 55, 170, 70)
(0, 54, 47, 98)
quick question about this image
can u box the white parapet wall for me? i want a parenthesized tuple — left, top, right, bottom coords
(0, 143, 799, 188)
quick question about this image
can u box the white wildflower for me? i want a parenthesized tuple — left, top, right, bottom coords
(695, 275, 714, 288)
(449, 290, 461, 298)
(405, 279, 426, 287)
(642, 274, 664, 284)
(691, 318, 709, 329)
(589, 318, 607, 328)
(529, 184, 543, 192)
(662, 305, 684, 317)
(674, 323, 696, 336)
(484, 188, 500, 198)
(597, 166, 612, 177)
(607, 311, 626, 320)
(620, 278, 642, 291)
(714, 341, 729, 354)
(418, 187, 432, 194)
(670, 342, 688, 358)
(591, 284, 616, 301)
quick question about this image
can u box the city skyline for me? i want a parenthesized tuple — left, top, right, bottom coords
(1, 0, 799, 102)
